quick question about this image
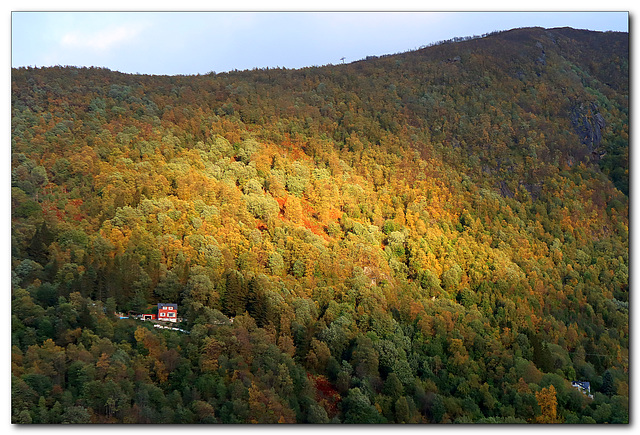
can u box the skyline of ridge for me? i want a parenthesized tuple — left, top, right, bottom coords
(11, 12, 629, 76)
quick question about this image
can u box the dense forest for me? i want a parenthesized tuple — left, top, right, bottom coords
(11, 27, 628, 423)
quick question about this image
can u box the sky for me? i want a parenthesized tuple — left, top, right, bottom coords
(10, 9, 629, 76)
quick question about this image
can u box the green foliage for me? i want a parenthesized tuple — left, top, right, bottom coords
(341, 388, 386, 423)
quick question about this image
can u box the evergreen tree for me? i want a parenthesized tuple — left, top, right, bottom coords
(601, 370, 616, 396)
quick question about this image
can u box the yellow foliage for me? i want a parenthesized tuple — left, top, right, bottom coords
(535, 385, 558, 424)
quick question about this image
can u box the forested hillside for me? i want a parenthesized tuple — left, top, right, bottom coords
(11, 27, 628, 423)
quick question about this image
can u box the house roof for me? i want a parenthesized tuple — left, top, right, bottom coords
(572, 381, 590, 389)
(158, 303, 178, 309)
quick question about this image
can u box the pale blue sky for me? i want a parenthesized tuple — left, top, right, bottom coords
(11, 11, 629, 76)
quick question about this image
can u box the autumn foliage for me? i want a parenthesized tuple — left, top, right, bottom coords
(11, 27, 628, 423)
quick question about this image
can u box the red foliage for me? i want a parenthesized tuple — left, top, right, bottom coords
(309, 374, 341, 418)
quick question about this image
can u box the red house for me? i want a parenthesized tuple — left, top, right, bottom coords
(158, 303, 178, 322)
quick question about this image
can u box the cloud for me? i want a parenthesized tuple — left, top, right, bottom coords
(60, 23, 147, 51)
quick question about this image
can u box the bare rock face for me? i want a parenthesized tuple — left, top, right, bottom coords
(535, 41, 546, 65)
(499, 180, 514, 198)
(570, 101, 606, 154)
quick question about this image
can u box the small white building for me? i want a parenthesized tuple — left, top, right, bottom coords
(571, 381, 594, 399)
